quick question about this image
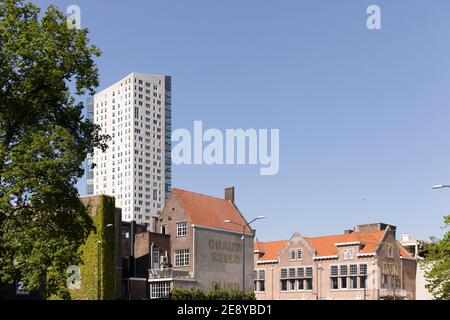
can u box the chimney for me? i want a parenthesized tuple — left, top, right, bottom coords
(225, 187, 235, 204)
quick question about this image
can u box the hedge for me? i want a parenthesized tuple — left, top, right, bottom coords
(171, 284, 256, 300)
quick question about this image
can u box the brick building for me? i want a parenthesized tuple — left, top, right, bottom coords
(121, 187, 255, 299)
(254, 223, 417, 300)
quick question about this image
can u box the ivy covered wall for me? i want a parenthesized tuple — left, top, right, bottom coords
(70, 195, 117, 300)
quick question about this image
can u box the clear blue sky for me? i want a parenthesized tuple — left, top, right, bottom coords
(35, 0, 450, 241)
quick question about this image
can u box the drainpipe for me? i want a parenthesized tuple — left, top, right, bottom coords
(271, 267, 274, 300)
(148, 242, 154, 300)
(316, 262, 322, 300)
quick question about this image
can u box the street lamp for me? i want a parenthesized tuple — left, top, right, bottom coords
(98, 224, 114, 300)
(432, 185, 450, 190)
(224, 216, 266, 293)
(316, 263, 323, 300)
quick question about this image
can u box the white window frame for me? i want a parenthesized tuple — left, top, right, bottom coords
(330, 263, 369, 291)
(343, 248, 354, 260)
(149, 281, 171, 299)
(174, 249, 189, 267)
(290, 248, 303, 261)
(290, 249, 296, 261)
(254, 269, 266, 293)
(176, 221, 187, 237)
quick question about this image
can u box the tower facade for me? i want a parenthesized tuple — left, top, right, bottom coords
(92, 73, 172, 226)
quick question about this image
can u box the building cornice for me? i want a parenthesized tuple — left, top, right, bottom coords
(314, 255, 339, 261)
(357, 253, 376, 257)
(256, 260, 278, 265)
(335, 242, 361, 247)
(191, 224, 254, 237)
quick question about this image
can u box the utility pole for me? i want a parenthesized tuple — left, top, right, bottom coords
(225, 216, 267, 293)
(364, 266, 367, 300)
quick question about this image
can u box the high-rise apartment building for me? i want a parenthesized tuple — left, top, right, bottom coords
(85, 96, 95, 196)
(91, 73, 172, 226)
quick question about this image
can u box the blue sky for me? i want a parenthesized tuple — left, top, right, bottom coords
(35, 0, 450, 241)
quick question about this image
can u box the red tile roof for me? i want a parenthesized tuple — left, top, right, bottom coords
(171, 188, 252, 234)
(306, 231, 386, 257)
(254, 240, 288, 261)
(255, 230, 388, 261)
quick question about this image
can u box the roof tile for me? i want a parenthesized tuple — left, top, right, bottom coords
(255, 230, 387, 261)
(172, 188, 251, 234)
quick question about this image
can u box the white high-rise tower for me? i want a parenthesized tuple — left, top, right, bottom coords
(91, 73, 172, 226)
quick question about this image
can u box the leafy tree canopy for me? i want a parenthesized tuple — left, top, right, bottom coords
(423, 216, 450, 300)
(0, 0, 108, 299)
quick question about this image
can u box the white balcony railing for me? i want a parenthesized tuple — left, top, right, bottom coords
(148, 269, 192, 280)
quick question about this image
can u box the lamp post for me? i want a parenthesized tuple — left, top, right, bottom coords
(363, 266, 367, 300)
(432, 185, 450, 190)
(316, 263, 323, 300)
(225, 216, 267, 293)
(271, 267, 274, 300)
(98, 223, 114, 300)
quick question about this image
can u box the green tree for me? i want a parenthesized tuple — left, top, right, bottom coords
(423, 216, 450, 300)
(0, 0, 108, 299)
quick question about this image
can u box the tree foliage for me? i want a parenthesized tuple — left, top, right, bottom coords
(0, 0, 108, 298)
(423, 216, 450, 300)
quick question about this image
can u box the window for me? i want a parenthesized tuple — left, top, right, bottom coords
(289, 268, 296, 279)
(305, 267, 313, 290)
(350, 264, 358, 276)
(160, 225, 166, 235)
(152, 249, 160, 270)
(340, 265, 348, 276)
(174, 250, 189, 267)
(350, 276, 358, 289)
(150, 282, 171, 299)
(254, 270, 266, 292)
(331, 277, 339, 290)
(289, 279, 296, 291)
(290, 250, 296, 261)
(334, 264, 369, 290)
(330, 266, 339, 290)
(341, 276, 348, 289)
(288, 268, 296, 290)
(176, 222, 187, 237)
(340, 265, 348, 288)
(298, 273, 304, 290)
(359, 264, 368, 289)
(360, 275, 367, 289)
(280, 269, 288, 291)
(360, 264, 368, 275)
(281, 268, 296, 291)
(295, 267, 313, 291)
(253, 270, 266, 292)
(281, 279, 288, 291)
(290, 248, 303, 261)
(343, 249, 354, 260)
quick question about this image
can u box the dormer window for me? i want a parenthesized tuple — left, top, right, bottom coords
(343, 248, 354, 260)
